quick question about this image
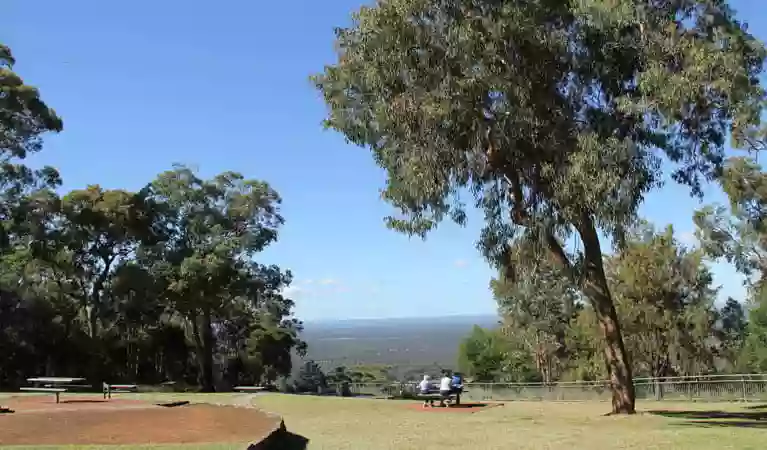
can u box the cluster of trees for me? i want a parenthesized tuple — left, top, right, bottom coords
(457, 220, 756, 384)
(316, 0, 767, 414)
(0, 44, 304, 391)
(459, 150, 767, 388)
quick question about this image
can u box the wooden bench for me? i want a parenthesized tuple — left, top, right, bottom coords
(415, 391, 461, 407)
(102, 383, 138, 399)
(20, 387, 67, 404)
(233, 386, 266, 393)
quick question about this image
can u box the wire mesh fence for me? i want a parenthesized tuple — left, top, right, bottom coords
(342, 374, 767, 402)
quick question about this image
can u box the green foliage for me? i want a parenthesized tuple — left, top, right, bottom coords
(695, 156, 767, 281)
(327, 364, 394, 384)
(739, 287, 767, 372)
(492, 256, 576, 382)
(457, 326, 511, 382)
(294, 360, 327, 393)
(606, 223, 718, 377)
(472, 222, 731, 383)
(693, 155, 767, 373)
(716, 297, 748, 370)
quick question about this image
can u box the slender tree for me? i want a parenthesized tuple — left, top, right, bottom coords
(606, 223, 718, 381)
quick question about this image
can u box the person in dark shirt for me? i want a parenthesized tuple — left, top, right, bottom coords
(450, 372, 464, 405)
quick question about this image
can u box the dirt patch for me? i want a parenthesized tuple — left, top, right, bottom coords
(404, 402, 504, 413)
(0, 397, 282, 446)
(2, 395, 151, 413)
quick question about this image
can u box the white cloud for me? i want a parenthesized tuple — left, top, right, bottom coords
(454, 259, 468, 268)
(319, 278, 337, 286)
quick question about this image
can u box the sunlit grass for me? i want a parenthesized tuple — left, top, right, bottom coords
(2, 392, 765, 449)
(249, 395, 766, 450)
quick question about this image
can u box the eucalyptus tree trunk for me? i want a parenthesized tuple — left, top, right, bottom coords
(578, 215, 636, 414)
(191, 311, 216, 392)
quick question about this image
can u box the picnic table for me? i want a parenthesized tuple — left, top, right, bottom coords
(21, 377, 90, 403)
(413, 382, 464, 407)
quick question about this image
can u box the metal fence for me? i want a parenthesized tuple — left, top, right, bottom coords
(343, 374, 767, 402)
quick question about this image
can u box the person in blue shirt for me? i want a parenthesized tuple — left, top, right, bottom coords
(450, 372, 464, 405)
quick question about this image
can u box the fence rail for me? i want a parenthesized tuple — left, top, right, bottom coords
(343, 374, 767, 402)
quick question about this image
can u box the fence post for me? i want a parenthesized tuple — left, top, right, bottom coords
(741, 376, 748, 402)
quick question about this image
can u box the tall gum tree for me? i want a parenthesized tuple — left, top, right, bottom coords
(143, 166, 285, 391)
(314, 0, 767, 413)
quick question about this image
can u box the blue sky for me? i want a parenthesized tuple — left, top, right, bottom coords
(3, 0, 764, 320)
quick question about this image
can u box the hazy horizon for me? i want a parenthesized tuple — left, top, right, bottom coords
(302, 312, 499, 325)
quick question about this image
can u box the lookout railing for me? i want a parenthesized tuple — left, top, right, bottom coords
(340, 374, 767, 402)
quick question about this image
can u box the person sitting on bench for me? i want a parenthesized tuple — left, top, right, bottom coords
(450, 371, 464, 405)
(439, 371, 453, 407)
(451, 372, 463, 393)
(418, 375, 435, 408)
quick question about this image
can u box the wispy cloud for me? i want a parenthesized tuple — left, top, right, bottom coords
(283, 277, 350, 298)
(454, 259, 469, 268)
(282, 285, 304, 298)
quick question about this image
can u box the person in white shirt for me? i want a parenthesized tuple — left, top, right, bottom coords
(438, 372, 453, 407)
(418, 375, 435, 408)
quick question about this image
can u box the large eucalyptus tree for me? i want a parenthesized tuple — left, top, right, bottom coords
(315, 0, 766, 413)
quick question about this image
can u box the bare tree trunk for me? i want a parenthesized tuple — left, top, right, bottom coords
(578, 215, 636, 415)
(190, 312, 216, 392)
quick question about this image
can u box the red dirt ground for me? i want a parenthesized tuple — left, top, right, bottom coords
(405, 401, 504, 413)
(0, 395, 282, 446)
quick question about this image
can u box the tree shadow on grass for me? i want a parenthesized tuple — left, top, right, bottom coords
(744, 403, 767, 410)
(250, 429, 309, 450)
(647, 409, 767, 428)
(278, 431, 310, 450)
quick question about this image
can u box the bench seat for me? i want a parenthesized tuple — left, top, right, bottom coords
(20, 387, 67, 403)
(234, 386, 265, 392)
(20, 387, 66, 393)
(416, 393, 456, 399)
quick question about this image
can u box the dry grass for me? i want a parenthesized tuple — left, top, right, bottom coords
(250, 395, 767, 450)
(1, 393, 765, 449)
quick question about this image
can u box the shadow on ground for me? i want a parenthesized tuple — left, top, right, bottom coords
(648, 408, 767, 428)
(745, 403, 767, 410)
(277, 432, 310, 449)
(449, 403, 491, 409)
(251, 430, 309, 450)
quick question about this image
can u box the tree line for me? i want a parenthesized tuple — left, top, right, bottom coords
(458, 216, 761, 384)
(457, 153, 767, 385)
(0, 44, 305, 391)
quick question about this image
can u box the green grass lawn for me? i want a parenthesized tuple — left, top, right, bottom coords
(2, 393, 765, 450)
